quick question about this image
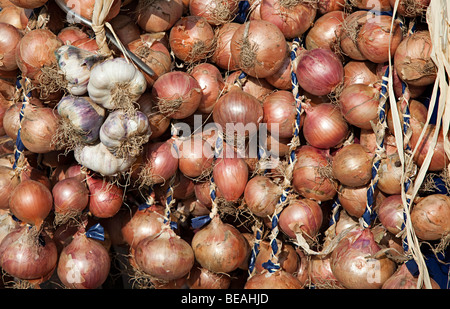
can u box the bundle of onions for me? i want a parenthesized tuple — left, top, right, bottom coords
(86, 176, 124, 219)
(0, 165, 19, 209)
(332, 143, 373, 187)
(339, 10, 371, 61)
(169, 15, 216, 63)
(338, 83, 380, 130)
(191, 215, 249, 273)
(152, 71, 203, 119)
(225, 70, 275, 101)
(302, 103, 349, 149)
(305, 11, 345, 52)
(189, 0, 240, 25)
(187, 265, 231, 289)
(343, 60, 379, 88)
(382, 263, 440, 289)
(9, 179, 53, 228)
(57, 229, 111, 289)
(262, 90, 300, 139)
(178, 134, 215, 179)
(190, 62, 225, 114)
(127, 33, 172, 87)
(211, 22, 241, 71)
(0, 22, 22, 72)
(377, 194, 404, 236)
(244, 175, 282, 217)
(52, 176, 89, 224)
(377, 153, 403, 195)
(136, 0, 184, 33)
(394, 31, 437, 87)
(244, 269, 304, 289)
(411, 194, 450, 241)
(134, 227, 195, 281)
(61, 0, 121, 21)
(389, 0, 430, 18)
(57, 26, 89, 45)
(0, 226, 57, 282)
(278, 198, 323, 242)
(137, 93, 171, 141)
(121, 204, 166, 249)
(230, 20, 288, 78)
(330, 227, 397, 289)
(296, 48, 344, 96)
(259, 0, 317, 39)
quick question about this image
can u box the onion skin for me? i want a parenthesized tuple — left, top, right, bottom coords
(411, 194, 450, 241)
(189, 0, 239, 26)
(0, 166, 20, 209)
(244, 175, 281, 217)
(211, 22, 241, 71)
(191, 62, 225, 114)
(339, 11, 371, 61)
(253, 241, 299, 275)
(262, 90, 299, 139)
(0, 22, 22, 71)
(62, 0, 120, 21)
(245, 270, 304, 289)
(213, 156, 249, 202)
(390, 0, 430, 18)
(332, 143, 373, 187)
(337, 184, 378, 218)
(191, 215, 249, 273)
(343, 60, 379, 88)
(377, 153, 403, 195)
(57, 231, 111, 289)
(86, 177, 124, 219)
(137, 0, 184, 32)
(187, 266, 231, 289)
(178, 134, 214, 179)
(377, 194, 404, 236)
(305, 11, 345, 51)
(382, 263, 440, 289)
(52, 177, 89, 218)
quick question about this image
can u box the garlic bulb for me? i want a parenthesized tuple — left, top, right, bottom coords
(87, 57, 147, 111)
(100, 110, 151, 158)
(74, 142, 137, 176)
(56, 45, 104, 96)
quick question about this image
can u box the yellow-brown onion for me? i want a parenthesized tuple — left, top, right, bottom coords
(305, 11, 345, 52)
(136, 0, 184, 33)
(262, 90, 300, 139)
(377, 194, 404, 236)
(382, 263, 440, 289)
(211, 22, 241, 71)
(389, 0, 430, 18)
(190, 62, 225, 114)
(0, 22, 21, 71)
(213, 155, 249, 202)
(0, 166, 19, 209)
(86, 176, 124, 219)
(244, 269, 304, 289)
(187, 265, 231, 289)
(244, 175, 282, 217)
(189, 0, 240, 26)
(332, 143, 373, 187)
(52, 176, 89, 222)
(343, 60, 379, 88)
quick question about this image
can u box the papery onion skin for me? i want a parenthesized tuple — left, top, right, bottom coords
(377, 153, 403, 195)
(339, 11, 371, 61)
(187, 265, 231, 289)
(0, 22, 22, 71)
(382, 263, 440, 289)
(352, 0, 392, 10)
(337, 184, 377, 218)
(390, 0, 430, 18)
(411, 194, 450, 241)
(0, 166, 20, 209)
(262, 90, 299, 139)
(189, 0, 240, 26)
(62, 0, 120, 21)
(178, 134, 214, 178)
(343, 60, 379, 88)
(211, 22, 241, 71)
(213, 156, 249, 202)
(0, 5, 29, 30)
(191, 62, 225, 114)
(86, 177, 124, 219)
(137, 0, 184, 32)
(305, 11, 345, 52)
(57, 26, 88, 45)
(332, 143, 373, 187)
(52, 177, 89, 218)
(57, 231, 111, 289)
(253, 241, 299, 274)
(318, 0, 346, 14)
(244, 175, 281, 217)
(377, 194, 404, 236)
(245, 270, 304, 289)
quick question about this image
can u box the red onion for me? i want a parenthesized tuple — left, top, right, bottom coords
(191, 215, 249, 273)
(189, 0, 240, 25)
(278, 198, 323, 240)
(302, 103, 349, 149)
(191, 62, 225, 114)
(86, 176, 124, 219)
(230, 20, 288, 78)
(0, 22, 21, 72)
(332, 143, 373, 187)
(245, 269, 304, 289)
(337, 184, 376, 218)
(187, 265, 231, 289)
(213, 154, 249, 202)
(71, 37, 99, 53)
(330, 227, 397, 289)
(262, 90, 300, 139)
(152, 71, 203, 119)
(292, 145, 338, 202)
(411, 194, 450, 241)
(259, 0, 317, 39)
(309, 254, 345, 289)
(244, 175, 282, 217)
(137, 0, 184, 32)
(382, 263, 440, 289)
(134, 227, 195, 281)
(169, 15, 216, 63)
(377, 64, 427, 99)
(265, 55, 292, 90)
(377, 194, 404, 236)
(0, 226, 57, 281)
(9, 179, 53, 228)
(305, 11, 345, 52)
(343, 60, 379, 88)
(194, 181, 214, 208)
(211, 22, 241, 71)
(338, 83, 380, 130)
(57, 230, 111, 289)
(52, 176, 89, 224)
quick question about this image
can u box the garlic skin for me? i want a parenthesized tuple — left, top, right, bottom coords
(87, 57, 147, 110)
(74, 142, 137, 176)
(56, 45, 104, 96)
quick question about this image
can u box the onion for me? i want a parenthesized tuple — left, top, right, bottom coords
(169, 15, 216, 63)
(137, 92, 171, 140)
(343, 60, 379, 88)
(0, 22, 21, 72)
(191, 62, 225, 114)
(178, 134, 215, 179)
(244, 175, 282, 217)
(152, 71, 202, 119)
(305, 11, 345, 52)
(0, 166, 19, 209)
(9, 179, 53, 227)
(394, 31, 437, 87)
(357, 15, 403, 64)
(332, 143, 373, 187)
(377, 194, 404, 236)
(20, 106, 61, 154)
(382, 263, 440, 289)
(278, 198, 323, 241)
(86, 176, 124, 219)
(253, 240, 299, 274)
(318, 0, 346, 14)
(330, 227, 397, 289)
(226, 70, 275, 101)
(189, 0, 240, 25)
(337, 183, 379, 218)
(0, 5, 28, 30)
(339, 10, 371, 61)
(71, 37, 99, 53)
(211, 22, 241, 71)
(57, 26, 88, 45)
(8, 0, 49, 8)
(259, 0, 317, 39)
(351, 0, 392, 10)
(136, 0, 184, 32)
(62, 0, 120, 21)
(213, 155, 249, 202)
(134, 227, 195, 281)
(265, 55, 292, 90)
(52, 176, 89, 224)
(194, 181, 214, 208)
(338, 83, 380, 130)
(292, 145, 338, 202)
(213, 86, 263, 138)
(390, 0, 430, 18)
(121, 204, 166, 249)
(0, 209, 19, 245)
(377, 64, 427, 99)
(309, 251, 345, 289)
(0, 226, 57, 281)
(411, 194, 450, 241)
(230, 20, 288, 78)
(302, 103, 349, 149)
(377, 152, 403, 195)
(244, 269, 304, 289)
(187, 265, 231, 289)
(109, 14, 141, 48)
(15, 28, 63, 81)
(262, 90, 300, 139)
(191, 215, 249, 273)
(57, 230, 111, 289)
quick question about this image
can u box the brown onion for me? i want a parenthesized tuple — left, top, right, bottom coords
(351, 0, 391, 10)
(265, 55, 292, 90)
(377, 152, 403, 195)
(187, 265, 231, 289)
(244, 175, 282, 217)
(318, 0, 346, 14)
(134, 227, 195, 281)
(343, 60, 379, 87)
(245, 269, 304, 289)
(339, 10, 371, 61)
(62, 0, 120, 21)
(136, 0, 184, 32)
(332, 143, 373, 187)
(337, 184, 378, 218)
(86, 176, 124, 219)
(302, 103, 349, 149)
(71, 37, 99, 53)
(57, 230, 111, 289)
(253, 240, 299, 274)
(262, 90, 299, 139)
(309, 253, 345, 289)
(226, 70, 275, 101)
(0, 5, 28, 30)
(137, 93, 171, 140)
(305, 11, 345, 52)
(211, 22, 241, 71)
(178, 134, 214, 179)
(0, 166, 19, 209)
(411, 194, 450, 241)
(153, 71, 203, 119)
(382, 263, 440, 289)
(191, 62, 225, 114)
(230, 20, 287, 78)
(57, 26, 88, 45)
(191, 215, 249, 273)
(292, 145, 337, 202)
(390, 0, 430, 18)
(109, 14, 141, 48)
(213, 155, 249, 202)
(0, 22, 21, 71)
(377, 194, 404, 236)
(189, 0, 239, 25)
(52, 176, 89, 223)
